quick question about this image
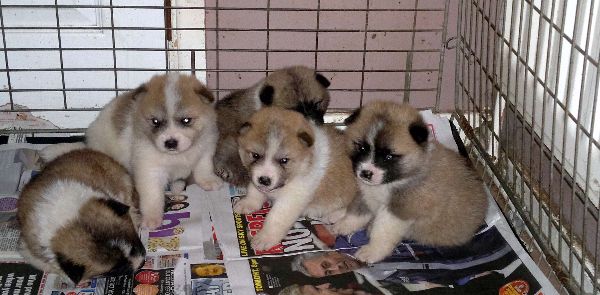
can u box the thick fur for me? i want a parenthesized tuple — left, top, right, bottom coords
(333, 102, 488, 263)
(214, 66, 331, 186)
(44, 74, 223, 229)
(234, 107, 356, 250)
(17, 149, 145, 284)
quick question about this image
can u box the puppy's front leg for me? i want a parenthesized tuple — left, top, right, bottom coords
(233, 184, 266, 214)
(251, 191, 310, 251)
(331, 196, 373, 235)
(355, 208, 412, 263)
(193, 142, 223, 191)
(136, 168, 168, 229)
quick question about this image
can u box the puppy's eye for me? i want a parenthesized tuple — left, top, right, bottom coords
(384, 154, 401, 161)
(354, 142, 367, 153)
(181, 118, 192, 126)
(279, 158, 289, 165)
(150, 118, 162, 127)
(252, 152, 261, 160)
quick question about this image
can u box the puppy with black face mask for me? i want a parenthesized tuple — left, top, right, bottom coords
(234, 107, 357, 250)
(17, 149, 145, 284)
(332, 102, 488, 263)
(214, 66, 331, 187)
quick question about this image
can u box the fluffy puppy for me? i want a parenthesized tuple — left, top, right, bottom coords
(332, 102, 488, 263)
(215, 66, 331, 186)
(17, 149, 145, 284)
(82, 74, 221, 228)
(234, 107, 356, 250)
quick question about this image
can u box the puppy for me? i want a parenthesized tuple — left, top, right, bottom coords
(234, 107, 357, 250)
(80, 74, 222, 228)
(215, 66, 331, 186)
(17, 149, 145, 284)
(332, 102, 488, 263)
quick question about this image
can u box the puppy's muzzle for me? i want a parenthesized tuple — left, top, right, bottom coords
(258, 176, 271, 186)
(164, 139, 178, 150)
(360, 170, 373, 181)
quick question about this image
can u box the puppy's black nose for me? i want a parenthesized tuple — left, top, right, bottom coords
(165, 139, 178, 150)
(360, 170, 373, 180)
(258, 176, 271, 186)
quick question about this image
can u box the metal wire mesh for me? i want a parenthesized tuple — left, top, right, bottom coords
(456, 0, 600, 293)
(0, 1, 451, 135)
(2, 0, 588, 292)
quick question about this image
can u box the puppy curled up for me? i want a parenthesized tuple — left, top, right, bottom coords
(214, 66, 332, 186)
(234, 107, 357, 250)
(333, 102, 488, 263)
(17, 149, 145, 284)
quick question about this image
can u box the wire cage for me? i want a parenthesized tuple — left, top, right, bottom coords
(1, 0, 598, 294)
(456, 0, 600, 294)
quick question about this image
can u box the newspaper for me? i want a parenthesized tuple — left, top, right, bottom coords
(0, 110, 559, 294)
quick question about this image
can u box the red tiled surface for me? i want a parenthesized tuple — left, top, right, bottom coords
(204, 1, 453, 109)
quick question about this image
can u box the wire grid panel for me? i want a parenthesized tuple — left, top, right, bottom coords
(0, 0, 451, 133)
(456, 0, 600, 293)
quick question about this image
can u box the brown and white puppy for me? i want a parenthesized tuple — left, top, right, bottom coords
(42, 74, 223, 229)
(17, 149, 145, 284)
(332, 102, 488, 263)
(215, 66, 331, 186)
(91, 74, 223, 228)
(234, 107, 356, 250)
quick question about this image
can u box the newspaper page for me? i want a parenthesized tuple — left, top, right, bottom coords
(0, 144, 45, 259)
(0, 108, 560, 295)
(0, 143, 222, 294)
(209, 111, 559, 294)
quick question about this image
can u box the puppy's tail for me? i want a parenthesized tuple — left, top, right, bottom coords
(39, 142, 86, 162)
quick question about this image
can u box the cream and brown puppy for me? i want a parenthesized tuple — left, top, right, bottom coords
(88, 73, 223, 228)
(215, 66, 331, 186)
(18, 149, 145, 284)
(42, 74, 223, 228)
(332, 102, 488, 263)
(234, 107, 356, 250)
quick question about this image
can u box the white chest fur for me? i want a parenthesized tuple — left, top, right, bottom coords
(359, 182, 394, 212)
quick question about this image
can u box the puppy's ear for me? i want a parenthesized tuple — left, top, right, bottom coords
(131, 84, 147, 100)
(56, 253, 85, 284)
(259, 85, 274, 106)
(238, 122, 251, 135)
(344, 108, 361, 125)
(195, 86, 216, 105)
(409, 121, 429, 145)
(98, 199, 130, 217)
(297, 131, 314, 148)
(315, 73, 331, 88)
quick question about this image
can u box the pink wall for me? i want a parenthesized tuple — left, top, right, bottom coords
(204, 0, 457, 112)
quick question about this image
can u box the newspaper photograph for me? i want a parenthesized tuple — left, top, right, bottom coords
(225, 198, 555, 295)
(189, 262, 233, 295)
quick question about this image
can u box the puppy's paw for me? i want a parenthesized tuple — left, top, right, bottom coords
(233, 197, 263, 214)
(323, 208, 347, 224)
(330, 215, 368, 236)
(355, 244, 389, 263)
(215, 165, 233, 182)
(142, 214, 164, 230)
(251, 230, 283, 251)
(170, 180, 186, 194)
(196, 174, 224, 191)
